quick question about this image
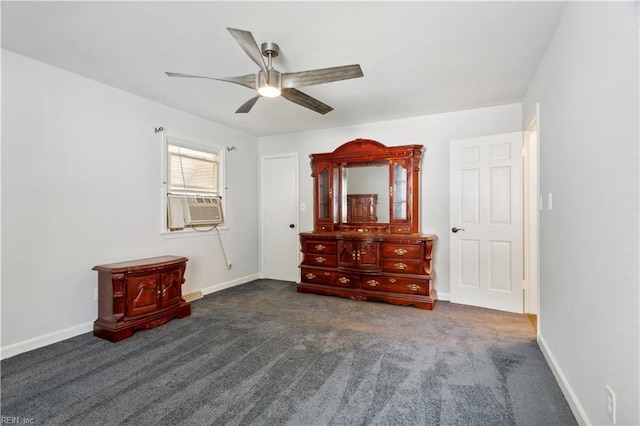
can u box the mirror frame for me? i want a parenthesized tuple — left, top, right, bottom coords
(309, 139, 424, 234)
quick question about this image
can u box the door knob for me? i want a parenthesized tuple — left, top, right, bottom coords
(452, 227, 465, 233)
(289, 224, 295, 228)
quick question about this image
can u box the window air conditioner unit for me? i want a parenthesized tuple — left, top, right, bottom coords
(168, 195, 223, 230)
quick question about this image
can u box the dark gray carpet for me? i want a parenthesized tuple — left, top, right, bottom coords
(1, 279, 576, 425)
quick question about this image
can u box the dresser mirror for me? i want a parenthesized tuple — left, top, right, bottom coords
(342, 163, 389, 223)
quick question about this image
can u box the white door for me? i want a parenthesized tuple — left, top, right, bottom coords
(449, 132, 523, 313)
(261, 153, 299, 282)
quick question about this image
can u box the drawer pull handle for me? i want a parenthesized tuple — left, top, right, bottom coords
(394, 263, 408, 270)
(394, 248, 408, 256)
(389, 278, 397, 283)
(305, 273, 316, 280)
(367, 279, 379, 287)
(315, 244, 326, 251)
(407, 284, 421, 291)
(338, 277, 350, 284)
(315, 257, 326, 263)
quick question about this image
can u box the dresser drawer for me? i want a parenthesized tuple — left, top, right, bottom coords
(314, 224, 337, 232)
(300, 268, 358, 288)
(381, 243, 421, 259)
(382, 259, 423, 274)
(362, 276, 430, 295)
(303, 254, 337, 267)
(303, 240, 337, 254)
(389, 225, 412, 234)
(301, 268, 333, 284)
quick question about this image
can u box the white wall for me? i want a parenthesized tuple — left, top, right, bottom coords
(522, 3, 639, 425)
(258, 103, 522, 298)
(1, 50, 260, 358)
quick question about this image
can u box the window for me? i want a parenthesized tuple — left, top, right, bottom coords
(163, 134, 225, 233)
(168, 144, 219, 195)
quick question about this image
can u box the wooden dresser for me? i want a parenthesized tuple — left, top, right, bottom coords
(93, 255, 191, 342)
(297, 139, 437, 309)
(299, 232, 435, 309)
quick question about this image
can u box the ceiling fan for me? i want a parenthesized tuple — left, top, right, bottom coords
(166, 28, 363, 115)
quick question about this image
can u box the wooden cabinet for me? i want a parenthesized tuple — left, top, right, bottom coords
(93, 256, 191, 342)
(346, 194, 378, 222)
(298, 138, 437, 309)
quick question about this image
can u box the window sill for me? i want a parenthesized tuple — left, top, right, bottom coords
(161, 226, 228, 239)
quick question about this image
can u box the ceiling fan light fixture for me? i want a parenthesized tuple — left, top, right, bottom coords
(258, 85, 281, 98)
(258, 68, 282, 97)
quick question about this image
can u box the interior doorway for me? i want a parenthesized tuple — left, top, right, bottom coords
(523, 105, 540, 317)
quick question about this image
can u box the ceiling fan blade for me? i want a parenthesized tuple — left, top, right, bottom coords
(235, 95, 260, 113)
(165, 72, 256, 90)
(281, 64, 363, 89)
(226, 28, 268, 76)
(281, 88, 333, 115)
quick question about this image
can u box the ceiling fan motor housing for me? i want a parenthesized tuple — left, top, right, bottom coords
(261, 42, 280, 58)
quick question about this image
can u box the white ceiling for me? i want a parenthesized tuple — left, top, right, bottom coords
(1, 1, 566, 137)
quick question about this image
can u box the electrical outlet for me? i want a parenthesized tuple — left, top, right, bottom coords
(605, 385, 616, 424)
(93, 288, 99, 301)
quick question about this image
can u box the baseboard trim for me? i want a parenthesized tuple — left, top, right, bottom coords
(200, 273, 260, 296)
(1, 274, 260, 360)
(183, 290, 203, 303)
(538, 333, 589, 425)
(436, 292, 451, 301)
(1, 322, 94, 360)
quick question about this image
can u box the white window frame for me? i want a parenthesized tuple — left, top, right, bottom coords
(160, 130, 227, 236)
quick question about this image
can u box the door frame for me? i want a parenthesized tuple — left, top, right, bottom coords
(524, 104, 541, 318)
(260, 152, 300, 281)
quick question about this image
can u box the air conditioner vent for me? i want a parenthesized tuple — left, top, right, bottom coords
(168, 195, 223, 230)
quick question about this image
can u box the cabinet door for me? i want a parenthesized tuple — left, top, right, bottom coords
(125, 273, 161, 318)
(338, 240, 381, 270)
(317, 166, 331, 220)
(391, 160, 409, 222)
(338, 240, 357, 268)
(315, 163, 338, 229)
(356, 241, 380, 270)
(161, 269, 184, 308)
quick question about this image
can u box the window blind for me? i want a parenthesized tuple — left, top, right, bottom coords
(168, 144, 219, 194)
